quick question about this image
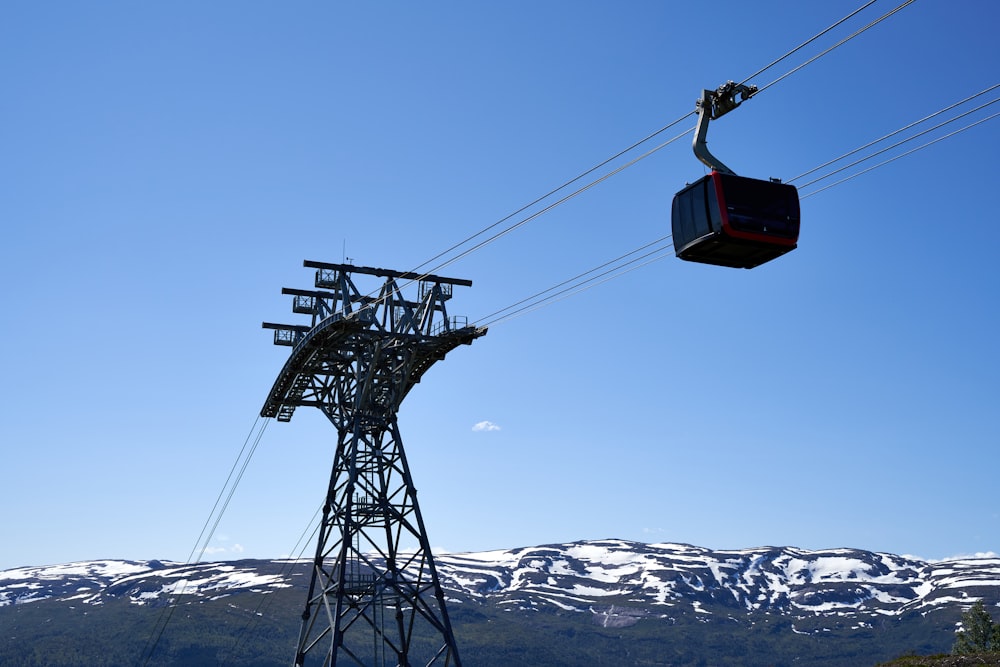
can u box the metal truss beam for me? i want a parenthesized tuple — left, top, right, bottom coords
(262, 261, 485, 666)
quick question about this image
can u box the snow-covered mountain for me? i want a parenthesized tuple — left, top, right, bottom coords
(3, 540, 999, 666)
(3, 539, 998, 624)
(436, 539, 1000, 625)
(0, 558, 293, 607)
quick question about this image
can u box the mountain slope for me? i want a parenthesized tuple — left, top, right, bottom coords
(2, 539, 998, 666)
(435, 539, 1000, 622)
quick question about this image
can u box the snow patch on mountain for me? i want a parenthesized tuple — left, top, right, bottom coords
(431, 540, 1000, 619)
(2, 540, 998, 624)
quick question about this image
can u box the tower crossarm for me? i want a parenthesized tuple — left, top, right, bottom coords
(303, 259, 473, 288)
(261, 262, 485, 422)
(260, 318, 483, 421)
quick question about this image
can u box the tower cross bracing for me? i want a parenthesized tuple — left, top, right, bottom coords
(262, 260, 485, 667)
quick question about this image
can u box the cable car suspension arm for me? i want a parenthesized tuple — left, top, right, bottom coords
(692, 81, 757, 176)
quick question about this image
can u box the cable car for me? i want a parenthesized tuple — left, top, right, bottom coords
(672, 82, 800, 269)
(671, 171, 799, 269)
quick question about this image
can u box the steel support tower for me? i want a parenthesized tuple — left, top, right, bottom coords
(261, 260, 485, 667)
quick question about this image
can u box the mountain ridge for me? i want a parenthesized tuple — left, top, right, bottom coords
(3, 539, 999, 666)
(4, 538, 998, 619)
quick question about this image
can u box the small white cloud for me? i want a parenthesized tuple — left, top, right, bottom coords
(472, 421, 501, 432)
(203, 540, 245, 557)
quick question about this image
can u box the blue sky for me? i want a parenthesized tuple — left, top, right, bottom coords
(2, 1, 998, 572)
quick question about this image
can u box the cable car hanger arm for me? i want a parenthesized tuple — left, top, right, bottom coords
(692, 81, 757, 176)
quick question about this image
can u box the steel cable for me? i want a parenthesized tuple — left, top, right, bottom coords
(753, 0, 918, 98)
(408, 116, 698, 279)
(477, 243, 676, 329)
(479, 83, 1000, 329)
(738, 0, 880, 87)
(476, 235, 670, 326)
(421, 0, 906, 284)
(796, 96, 999, 190)
(801, 111, 999, 199)
(139, 417, 270, 666)
(474, 235, 672, 327)
(787, 83, 1000, 184)
(417, 127, 692, 280)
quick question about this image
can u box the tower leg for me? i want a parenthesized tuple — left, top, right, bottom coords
(292, 415, 462, 666)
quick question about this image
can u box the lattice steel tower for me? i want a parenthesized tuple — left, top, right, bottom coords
(261, 260, 485, 667)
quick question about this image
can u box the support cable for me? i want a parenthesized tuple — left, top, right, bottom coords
(801, 111, 999, 199)
(408, 116, 696, 278)
(788, 83, 999, 184)
(752, 0, 918, 98)
(431, 0, 906, 281)
(478, 243, 676, 329)
(197, 418, 270, 565)
(417, 127, 692, 280)
(474, 235, 672, 326)
(138, 417, 271, 666)
(738, 0, 880, 87)
(187, 416, 267, 564)
(796, 96, 999, 190)
(478, 83, 1000, 328)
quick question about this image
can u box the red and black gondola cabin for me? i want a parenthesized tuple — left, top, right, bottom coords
(671, 171, 800, 269)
